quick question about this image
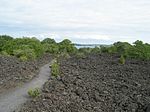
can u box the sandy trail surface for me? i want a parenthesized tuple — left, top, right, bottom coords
(0, 63, 50, 112)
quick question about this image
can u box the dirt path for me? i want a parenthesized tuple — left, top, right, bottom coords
(0, 63, 50, 112)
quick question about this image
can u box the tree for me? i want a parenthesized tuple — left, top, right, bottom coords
(43, 43, 59, 54)
(59, 39, 77, 54)
(127, 40, 150, 59)
(3, 37, 44, 59)
(0, 35, 13, 41)
(0, 35, 13, 52)
(41, 38, 56, 45)
(113, 41, 132, 55)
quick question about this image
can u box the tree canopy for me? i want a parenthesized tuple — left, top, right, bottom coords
(0, 36, 77, 60)
(0, 35, 150, 61)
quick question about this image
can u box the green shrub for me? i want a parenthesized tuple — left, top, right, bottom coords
(0, 51, 10, 56)
(58, 39, 77, 54)
(91, 47, 101, 53)
(75, 52, 86, 58)
(100, 46, 109, 53)
(41, 38, 56, 44)
(113, 42, 132, 55)
(28, 88, 41, 98)
(51, 61, 60, 77)
(58, 52, 70, 59)
(49, 58, 57, 67)
(19, 56, 28, 61)
(43, 43, 59, 54)
(0, 35, 13, 52)
(119, 55, 125, 64)
(13, 48, 36, 60)
(3, 37, 44, 58)
(78, 47, 92, 55)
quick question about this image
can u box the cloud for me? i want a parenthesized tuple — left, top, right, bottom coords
(0, 0, 150, 43)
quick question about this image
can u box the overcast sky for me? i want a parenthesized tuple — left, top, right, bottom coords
(0, 0, 150, 44)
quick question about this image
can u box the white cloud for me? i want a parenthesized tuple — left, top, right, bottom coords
(0, 0, 150, 43)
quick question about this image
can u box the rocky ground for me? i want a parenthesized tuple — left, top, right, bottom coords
(19, 53, 150, 112)
(0, 54, 52, 93)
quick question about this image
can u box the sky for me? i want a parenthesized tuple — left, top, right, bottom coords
(0, 0, 150, 44)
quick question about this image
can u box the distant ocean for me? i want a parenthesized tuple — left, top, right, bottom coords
(75, 45, 97, 49)
(75, 44, 111, 49)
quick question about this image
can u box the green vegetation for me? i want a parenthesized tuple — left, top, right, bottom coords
(119, 55, 125, 64)
(1, 37, 44, 60)
(0, 35, 13, 52)
(0, 35, 77, 61)
(78, 48, 92, 55)
(100, 40, 150, 60)
(0, 35, 150, 61)
(58, 39, 77, 54)
(75, 40, 150, 61)
(75, 52, 86, 58)
(51, 60, 60, 77)
(91, 47, 101, 54)
(75, 46, 101, 58)
(28, 88, 41, 98)
(57, 52, 70, 59)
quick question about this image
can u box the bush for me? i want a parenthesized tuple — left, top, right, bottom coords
(91, 47, 101, 54)
(59, 39, 77, 54)
(78, 47, 92, 55)
(0, 51, 10, 56)
(49, 58, 57, 67)
(43, 43, 59, 54)
(28, 88, 41, 98)
(127, 40, 150, 60)
(19, 56, 28, 62)
(13, 48, 36, 61)
(3, 37, 44, 58)
(113, 42, 132, 55)
(75, 52, 86, 58)
(119, 55, 125, 64)
(58, 52, 70, 59)
(2, 35, 150, 61)
(41, 38, 56, 44)
(99, 40, 150, 60)
(51, 61, 60, 77)
(0, 35, 13, 52)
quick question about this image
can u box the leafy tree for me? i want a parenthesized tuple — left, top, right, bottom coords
(0, 35, 13, 41)
(13, 46, 36, 60)
(113, 42, 132, 56)
(59, 39, 77, 54)
(78, 47, 92, 55)
(134, 40, 143, 45)
(91, 47, 101, 54)
(43, 43, 59, 54)
(101, 40, 150, 60)
(41, 38, 56, 45)
(3, 37, 44, 59)
(100, 46, 109, 53)
(59, 39, 71, 45)
(0, 35, 13, 52)
(127, 40, 150, 59)
(107, 46, 117, 54)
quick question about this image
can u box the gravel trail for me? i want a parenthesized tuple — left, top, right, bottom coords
(0, 63, 50, 112)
